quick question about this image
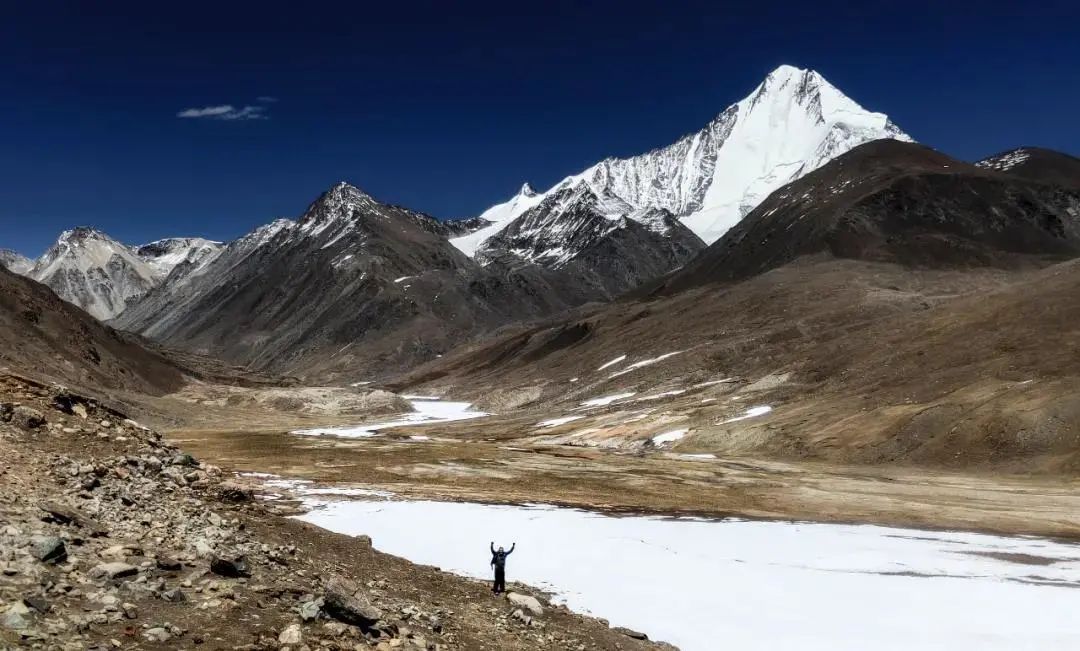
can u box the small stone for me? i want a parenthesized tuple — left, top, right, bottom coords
(194, 540, 214, 558)
(299, 598, 323, 621)
(89, 562, 139, 580)
(278, 623, 303, 644)
(172, 452, 198, 467)
(12, 405, 46, 430)
(31, 536, 67, 564)
(2, 610, 27, 631)
(156, 556, 182, 571)
(216, 481, 252, 503)
(210, 554, 250, 578)
(506, 592, 544, 616)
(121, 603, 138, 619)
(23, 596, 50, 614)
(161, 588, 186, 603)
(143, 627, 171, 642)
(612, 626, 649, 640)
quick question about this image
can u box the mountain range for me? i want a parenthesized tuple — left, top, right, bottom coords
(4, 64, 1080, 473)
(5, 65, 1080, 393)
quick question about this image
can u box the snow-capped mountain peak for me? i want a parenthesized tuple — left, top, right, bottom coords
(458, 65, 911, 257)
(28, 227, 159, 320)
(0, 249, 33, 275)
(136, 237, 223, 278)
(297, 181, 389, 242)
(449, 182, 548, 256)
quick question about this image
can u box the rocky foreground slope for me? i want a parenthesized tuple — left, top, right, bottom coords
(0, 375, 670, 650)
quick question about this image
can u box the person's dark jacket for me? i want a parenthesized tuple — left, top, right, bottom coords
(490, 543, 515, 569)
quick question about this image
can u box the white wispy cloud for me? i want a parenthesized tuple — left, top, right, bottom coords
(176, 102, 271, 121)
(256, 96, 278, 103)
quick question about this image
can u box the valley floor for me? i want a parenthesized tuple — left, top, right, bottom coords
(174, 421, 1080, 540)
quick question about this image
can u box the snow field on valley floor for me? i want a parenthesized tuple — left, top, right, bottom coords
(296, 497, 1080, 651)
(290, 399, 487, 439)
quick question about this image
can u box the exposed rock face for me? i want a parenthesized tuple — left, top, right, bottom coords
(476, 185, 705, 298)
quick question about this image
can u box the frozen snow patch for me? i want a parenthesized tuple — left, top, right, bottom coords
(609, 352, 682, 378)
(291, 399, 487, 438)
(721, 405, 773, 424)
(597, 355, 627, 371)
(651, 429, 688, 445)
(637, 389, 686, 401)
(296, 497, 1080, 651)
(537, 415, 585, 428)
(581, 392, 636, 407)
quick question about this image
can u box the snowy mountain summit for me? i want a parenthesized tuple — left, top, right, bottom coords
(454, 65, 911, 256)
(28, 227, 160, 320)
(13, 228, 223, 321)
(136, 237, 223, 278)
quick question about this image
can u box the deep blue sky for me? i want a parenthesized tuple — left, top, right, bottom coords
(2, 1, 1078, 256)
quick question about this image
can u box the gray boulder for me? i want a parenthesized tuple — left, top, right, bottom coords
(323, 576, 382, 630)
(210, 553, 250, 578)
(613, 626, 650, 640)
(11, 406, 45, 430)
(506, 592, 544, 616)
(89, 562, 138, 580)
(30, 536, 67, 564)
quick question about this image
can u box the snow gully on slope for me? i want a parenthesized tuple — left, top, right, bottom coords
(721, 405, 773, 424)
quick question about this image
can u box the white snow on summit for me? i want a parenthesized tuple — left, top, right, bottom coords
(459, 65, 911, 254)
(450, 183, 544, 256)
(23, 228, 228, 321)
(0, 249, 33, 275)
(136, 237, 223, 279)
(29, 227, 160, 320)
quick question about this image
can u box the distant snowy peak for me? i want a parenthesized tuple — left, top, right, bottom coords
(237, 218, 295, 251)
(29, 227, 159, 321)
(0, 248, 32, 275)
(450, 182, 547, 256)
(475, 183, 690, 268)
(462, 64, 911, 253)
(137, 237, 223, 278)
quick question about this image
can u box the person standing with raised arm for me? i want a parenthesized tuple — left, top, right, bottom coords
(490, 541, 515, 594)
